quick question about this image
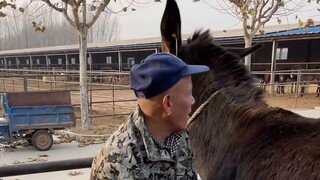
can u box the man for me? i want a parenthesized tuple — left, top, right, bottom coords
(90, 53, 209, 179)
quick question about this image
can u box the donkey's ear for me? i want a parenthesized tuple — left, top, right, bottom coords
(223, 43, 264, 59)
(160, 0, 182, 56)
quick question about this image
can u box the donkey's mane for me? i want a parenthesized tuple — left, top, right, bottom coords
(180, 30, 264, 106)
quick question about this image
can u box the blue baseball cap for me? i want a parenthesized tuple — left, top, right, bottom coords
(130, 53, 209, 99)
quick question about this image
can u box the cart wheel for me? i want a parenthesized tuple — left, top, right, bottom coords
(32, 130, 53, 151)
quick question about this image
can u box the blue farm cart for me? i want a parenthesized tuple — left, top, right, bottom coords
(0, 90, 75, 151)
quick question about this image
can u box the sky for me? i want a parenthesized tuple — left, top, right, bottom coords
(107, 0, 320, 41)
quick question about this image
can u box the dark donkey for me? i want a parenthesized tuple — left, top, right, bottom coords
(160, 0, 320, 179)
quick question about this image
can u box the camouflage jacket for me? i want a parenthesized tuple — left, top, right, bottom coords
(90, 106, 197, 180)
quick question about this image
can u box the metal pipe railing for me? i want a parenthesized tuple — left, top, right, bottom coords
(0, 157, 93, 177)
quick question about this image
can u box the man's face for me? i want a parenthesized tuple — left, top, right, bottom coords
(167, 76, 195, 131)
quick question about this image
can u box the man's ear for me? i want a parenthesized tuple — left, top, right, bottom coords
(162, 94, 172, 115)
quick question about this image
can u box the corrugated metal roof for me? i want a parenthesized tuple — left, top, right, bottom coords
(255, 24, 320, 39)
(1, 21, 320, 57)
(0, 37, 162, 56)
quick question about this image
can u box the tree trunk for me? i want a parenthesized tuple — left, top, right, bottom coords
(79, 28, 90, 130)
(244, 37, 253, 73)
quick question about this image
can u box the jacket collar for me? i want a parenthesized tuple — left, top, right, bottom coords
(131, 106, 178, 162)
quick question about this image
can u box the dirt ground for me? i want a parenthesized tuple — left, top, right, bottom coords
(71, 107, 129, 135)
(72, 93, 320, 135)
(1, 77, 319, 135)
(261, 83, 320, 109)
(264, 94, 320, 109)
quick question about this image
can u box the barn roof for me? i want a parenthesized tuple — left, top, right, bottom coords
(254, 24, 320, 41)
(1, 21, 320, 57)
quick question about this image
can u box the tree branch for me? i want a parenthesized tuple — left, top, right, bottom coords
(260, 0, 274, 20)
(241, 0, 250, 38)
(252, 21, 263, 35)
(261, 1, 281, 24)
(82, 0, 86, 26)
(72, 5, 80, 30)
(250, 0, 261, 34)
(60, 2, 77, 28)
(87, 0, 111, 28)
(41, 0, 64, 12)
(258, 0, 268, 23)
(41, 0, 77, 28)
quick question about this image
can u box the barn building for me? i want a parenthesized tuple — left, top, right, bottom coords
(0, 22, 320, 72)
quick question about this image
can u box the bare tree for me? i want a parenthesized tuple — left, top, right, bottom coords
(37, 0, 117, 130)
(0, 7, 119, 50)
(0, 7, 78, 49)
(1, 0, 122, 130)
(1, 0, 146, 130)
(198, 0, 306, 72)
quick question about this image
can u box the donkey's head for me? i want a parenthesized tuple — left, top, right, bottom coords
(160, 0, 264, 112)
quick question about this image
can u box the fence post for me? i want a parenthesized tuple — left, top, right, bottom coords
(112, 77, 115, 115)
(270, 71, 275, 97)
(12, 79, 14, 91)
(270, 40, 278, 97)
(297, 70, 302, 97)
(3, 79, 5, 91)
(53, 67, 56, 88)
(89, 67, 93, 126)
(37, 76, 40, 90)
(294, 70, 302, 108)
(23, 77, 28, 92)
(50, 78, 53, 90)
(65, 76, 68, 90)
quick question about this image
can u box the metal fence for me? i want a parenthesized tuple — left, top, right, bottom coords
(252, 69, 320, 94)
(1, 68, 320, 116)
(251, 69, 320, 107)
(0, 68, 137, 122)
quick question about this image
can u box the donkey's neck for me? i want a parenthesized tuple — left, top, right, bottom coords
(188, 89, 269, 179)
(208, 51, 264, 104)
(191, 70, 264, 114)
(183, 31, 264, 113)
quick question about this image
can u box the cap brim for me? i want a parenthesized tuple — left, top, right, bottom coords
(182, 65, 210, 76)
